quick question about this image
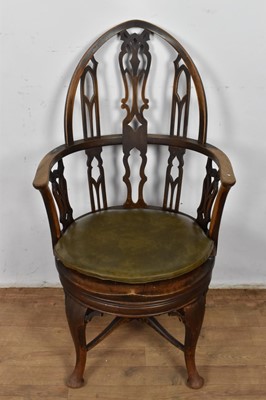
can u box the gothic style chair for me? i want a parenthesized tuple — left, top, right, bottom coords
(33, 20, 235, 389)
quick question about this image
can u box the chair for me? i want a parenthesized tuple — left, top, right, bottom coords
(33, 20, 235, 389)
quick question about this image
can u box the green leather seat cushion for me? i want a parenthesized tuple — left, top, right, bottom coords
(54, 209, 214, 283)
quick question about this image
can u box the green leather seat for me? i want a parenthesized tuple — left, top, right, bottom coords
(54, 209, 214, 284)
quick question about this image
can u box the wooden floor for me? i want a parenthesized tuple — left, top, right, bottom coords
(0, 289, 265, 400)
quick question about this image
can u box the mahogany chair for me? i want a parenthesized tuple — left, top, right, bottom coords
(33, 20, 235, 389)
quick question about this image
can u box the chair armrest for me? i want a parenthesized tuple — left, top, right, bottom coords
(33, 136, 123, 245)
(201, 144, 236, 248)
(33, 135, 235, 248)
(148, 134, 236, 189)
(33, 135, 123, 190)
(33, 144, 70, 190)
(33, 144, 69, 246)
(203, 143, 236, 188)
(150, 135, 236, 247)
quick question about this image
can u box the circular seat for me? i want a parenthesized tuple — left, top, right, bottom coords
(54, 209, 214, 284)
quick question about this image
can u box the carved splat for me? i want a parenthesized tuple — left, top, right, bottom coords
(86, 147, 107, 212)
(163, 147, 186, 212)
(197, 158, 220, 232)
(170, 55, 191, 137)
(119, 29, 151, 207)
(49, 159, 73, 231)
(80, 56, 100, 138)
(119, 29, 151, 134)
(164, 57, 191, 211)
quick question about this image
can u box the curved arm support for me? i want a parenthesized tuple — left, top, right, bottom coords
(209, 184, 232, 250)
(32, 136, 123, 190)
(39, 185, 61, 246)
(195, 143, 235, 248)
(33, 134, 235, 248)
(32, 136, 123, 246)
(199, 144, 235, 248)
(150, 135, 236, 248)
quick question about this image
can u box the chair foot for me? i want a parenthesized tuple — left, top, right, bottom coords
(67, 372, 85, 389)
(187, 374, 204, 389)
(181, 294, 206, 389)
(64, 292, 88, 389)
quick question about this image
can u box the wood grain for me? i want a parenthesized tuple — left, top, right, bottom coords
(0, 288, 265, 399)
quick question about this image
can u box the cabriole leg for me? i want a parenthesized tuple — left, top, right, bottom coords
(64, 292, 88, 388)
(182, 294, 206, 389)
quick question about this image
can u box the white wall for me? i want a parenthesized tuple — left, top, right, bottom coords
(1, 0, 266, 287)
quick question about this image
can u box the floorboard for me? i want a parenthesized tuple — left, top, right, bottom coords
(0, 288, 265, 399)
